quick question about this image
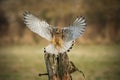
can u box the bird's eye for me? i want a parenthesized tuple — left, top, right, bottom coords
(56, 29, 58, 31)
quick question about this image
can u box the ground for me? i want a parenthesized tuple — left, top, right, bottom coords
(0, 44, 120, 80)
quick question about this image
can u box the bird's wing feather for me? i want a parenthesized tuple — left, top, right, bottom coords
(63, 17, 87, 42)
(23, 11, 53, 41)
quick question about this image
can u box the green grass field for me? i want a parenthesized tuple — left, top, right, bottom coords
(0, 44, 120, 80)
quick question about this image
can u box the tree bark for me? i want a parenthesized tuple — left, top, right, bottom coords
(44, 53, 71, 80)
(39, 52, 85, 80)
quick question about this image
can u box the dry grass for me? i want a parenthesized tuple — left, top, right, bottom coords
(0, 44, 120, 80)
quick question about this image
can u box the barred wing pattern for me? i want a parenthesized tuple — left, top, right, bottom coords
(23, 11, 52, 41)
(63, 17, 86, 42)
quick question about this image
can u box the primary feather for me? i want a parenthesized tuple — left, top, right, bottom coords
(63, 17, 87, 42)
(23, 11, 52, 41)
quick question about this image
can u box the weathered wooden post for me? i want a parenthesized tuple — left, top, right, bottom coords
(43, 53, 71, 80)
(39, 52, 85, 80)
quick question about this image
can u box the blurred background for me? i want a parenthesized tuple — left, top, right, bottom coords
(0, 0, 120, 80)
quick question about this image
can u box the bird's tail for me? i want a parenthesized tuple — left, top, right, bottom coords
(44, 41, 74, 54)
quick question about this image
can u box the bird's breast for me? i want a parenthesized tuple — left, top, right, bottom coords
(51, 35, 63, 49)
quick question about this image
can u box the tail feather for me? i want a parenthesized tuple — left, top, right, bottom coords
(44, 41, 74, 54)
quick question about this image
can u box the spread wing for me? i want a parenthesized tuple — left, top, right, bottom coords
(23, 11, 53, 41)
(62, 17, 87, 42)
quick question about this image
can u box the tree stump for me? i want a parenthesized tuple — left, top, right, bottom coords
(39, 52, 85, 80)
(44, 53, 71, 80)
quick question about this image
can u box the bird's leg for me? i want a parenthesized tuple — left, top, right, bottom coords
(51, 36, 56, 45)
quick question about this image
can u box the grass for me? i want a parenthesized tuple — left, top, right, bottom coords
(0, 44, 120, 80)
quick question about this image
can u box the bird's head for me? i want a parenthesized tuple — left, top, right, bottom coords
(54, 28, 62, 34)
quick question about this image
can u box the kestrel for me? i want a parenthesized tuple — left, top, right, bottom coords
(23, 11, 87, 54)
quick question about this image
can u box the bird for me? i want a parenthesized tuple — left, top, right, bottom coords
(23, 11, 87, 54)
